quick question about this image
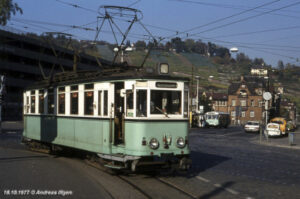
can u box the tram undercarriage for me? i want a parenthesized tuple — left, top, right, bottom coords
(22, 137, 191, 173)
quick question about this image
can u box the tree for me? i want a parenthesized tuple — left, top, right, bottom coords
(207, 42, 217, 56)
(135, 40, 146, 50)
(0, 0, 23, 26)
(171, 37, 186, 53)
(277, 60, 284, 70)
(184, 39, 195, 53)
(215, 47, 230, 58)
(164, 41, 172, 51)
(236, 53, 251, 63)
(125, 40, 131, 47)
(253, 58, 264, 66)
(193, 40, 207, 55)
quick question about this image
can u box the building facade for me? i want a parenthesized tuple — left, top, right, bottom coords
(228, 82, 266, 125)
(0, 27, 108, 120)
(205, 92, 228, 113)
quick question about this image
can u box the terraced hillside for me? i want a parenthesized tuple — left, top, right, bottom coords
(95, 47, 300, 110)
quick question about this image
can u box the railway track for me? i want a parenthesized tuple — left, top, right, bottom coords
(85, 158, 198, 199)
(24, 142, 198, 199)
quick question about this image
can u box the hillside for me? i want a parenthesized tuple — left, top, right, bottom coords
(125, 50, 240, 91)
(96, 47, 300, 110)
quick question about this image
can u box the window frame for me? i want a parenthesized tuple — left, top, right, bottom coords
(84, 84, 94, 116)
(30, 90, 36, 114)
(70, 85, 79, 115)
(38, 89, 44, 114)
(58, 87, 66, 115)
(232, 99, 236, 106)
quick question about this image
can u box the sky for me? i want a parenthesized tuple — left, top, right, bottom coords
(5, 0, 300, 67)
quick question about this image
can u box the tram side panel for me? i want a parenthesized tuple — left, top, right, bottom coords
(73, 118, 105, 153)
(24, 115, 112, 154)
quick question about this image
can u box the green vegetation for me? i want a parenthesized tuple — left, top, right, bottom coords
(0, 0, 22, 25)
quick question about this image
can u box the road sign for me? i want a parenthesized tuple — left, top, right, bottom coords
(263, 92, 272, 101)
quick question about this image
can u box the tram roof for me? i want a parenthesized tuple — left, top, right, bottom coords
(25, 66, 190, 90)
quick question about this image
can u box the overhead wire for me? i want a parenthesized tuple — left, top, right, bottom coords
(187, 1, 300, 37)
(211, 25, 300, 39)
(164, 0, 281, 39)
(55, 0, 99, 14)
(128, 0, 142, 8)
(13, 18, 96, 31)
(170, 0, 300, 17)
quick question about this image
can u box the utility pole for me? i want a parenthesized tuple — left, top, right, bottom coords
(0, 75, 5, 133)
(196, 76, 199, 113)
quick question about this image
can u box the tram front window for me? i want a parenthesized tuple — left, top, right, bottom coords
(136, 90, 147, 117)
(206, 115, 218, 120)
(151, 90, 181, 115)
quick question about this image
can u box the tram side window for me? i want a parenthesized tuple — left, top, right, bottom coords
(98, 91, 102, 116)
(58, 87, 65, 114)
(48, 89, 54, 114)
(70, 85, 78, 115)
(30, 90, 36, 114)
(184, 91, 188, 118)
(136, 90, 147, 117)
(103, 90, 108, 116)
(150, 90, 181, 115)
(126, 90, 133, 117)
(84, 84, 94, 115)
(26, 96, 30, 113)
(39, 90, 44, 114)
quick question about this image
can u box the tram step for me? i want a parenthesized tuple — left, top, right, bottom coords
(104, 164, 125, 170)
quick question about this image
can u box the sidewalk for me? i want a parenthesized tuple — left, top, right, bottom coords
(253, 128, 300, 150)
(0, 121, 23, 132)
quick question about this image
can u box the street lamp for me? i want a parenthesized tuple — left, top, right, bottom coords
(230, 47, 239, 60)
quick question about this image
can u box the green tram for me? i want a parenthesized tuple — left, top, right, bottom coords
(23, 64, 191, 171)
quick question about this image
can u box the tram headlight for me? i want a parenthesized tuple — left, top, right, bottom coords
(149, 138, 159, 150)
(176, 137, 186, 148)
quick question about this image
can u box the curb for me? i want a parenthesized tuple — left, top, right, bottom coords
(252, 140, 300, 150)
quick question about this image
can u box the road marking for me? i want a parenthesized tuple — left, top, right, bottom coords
(196, 176, 210, 183)
(219, 131, 243, 137)
(6, 131, 16, 134)
(196, 176, 240, 196)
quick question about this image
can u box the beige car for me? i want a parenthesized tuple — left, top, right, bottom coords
(266, 123, 281, 136)
(244, 121, 260, 133)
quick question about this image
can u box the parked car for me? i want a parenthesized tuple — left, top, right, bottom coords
(244, 121, 260, 133)
(270, 117, 287, 135)
(266, 123, 281, 136)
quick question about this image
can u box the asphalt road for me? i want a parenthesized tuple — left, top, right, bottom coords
(0, 130, 113, 198)
(1, 123, 300, 199)
(188, 126, 300, 199)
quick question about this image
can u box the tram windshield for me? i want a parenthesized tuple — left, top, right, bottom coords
(206, 114, 218, 120)
(150, 90, 181, 115)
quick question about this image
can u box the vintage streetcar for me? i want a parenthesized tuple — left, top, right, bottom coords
(22, 63, 191, 172)
(204, 111, 230, 128)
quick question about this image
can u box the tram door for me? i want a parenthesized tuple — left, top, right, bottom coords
(114, 82, 125, 145)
